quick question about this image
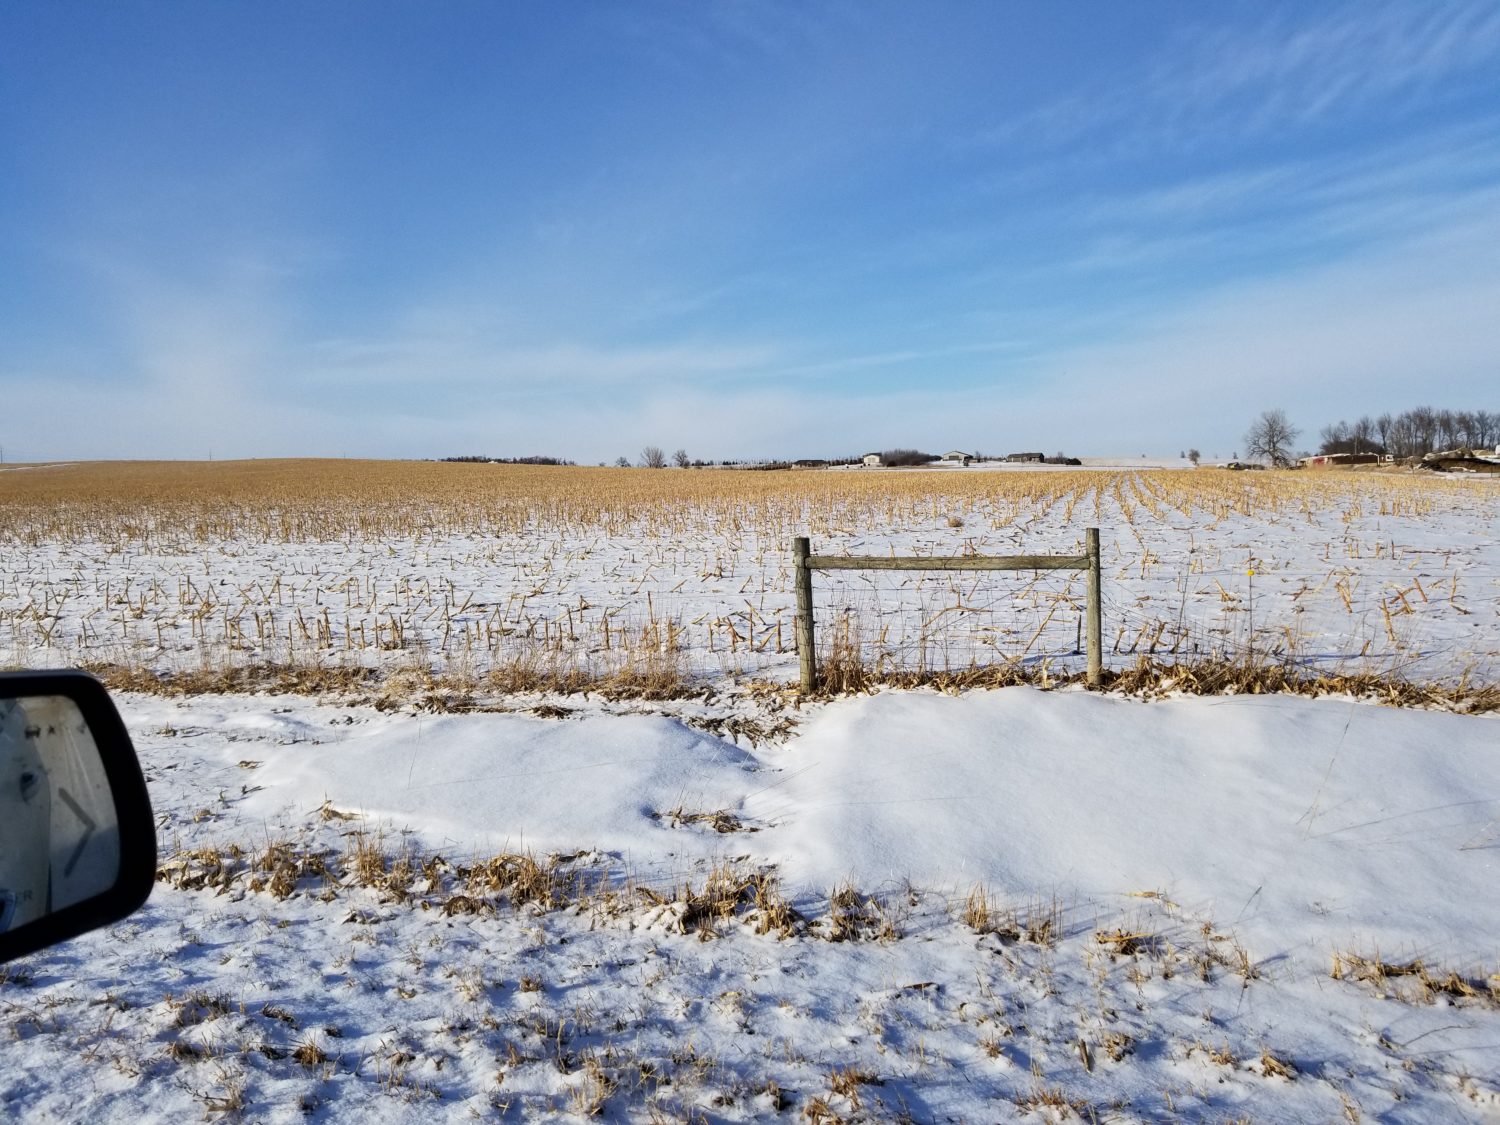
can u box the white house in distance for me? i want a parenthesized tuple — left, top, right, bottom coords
(942, 450, 975, 464)
(862, 453, 883, 467)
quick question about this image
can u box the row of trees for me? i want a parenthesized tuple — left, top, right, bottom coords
(1242, 404, 1499, 469)
(461, 409, 1496, 472)
(1317, 407, 1499, 459)
(877, 448, 938, 466)
(441, 455, 574, 465)
(621, 446, 693, 468)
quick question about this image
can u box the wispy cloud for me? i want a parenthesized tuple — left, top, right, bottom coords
(1064, 120, 1500, 258)
(977, 1, 1500, 153)
(767, 340, 1030, 381)
(1162, 1, 1500, 131)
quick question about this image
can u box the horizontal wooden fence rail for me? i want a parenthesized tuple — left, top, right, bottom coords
(793, 528, 1102, 693)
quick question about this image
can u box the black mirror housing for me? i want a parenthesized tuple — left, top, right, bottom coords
(0, 670, 156, 965)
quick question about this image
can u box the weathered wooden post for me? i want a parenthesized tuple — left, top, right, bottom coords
(1085, 527, 1102, 687)
(792, 536, 817, 693)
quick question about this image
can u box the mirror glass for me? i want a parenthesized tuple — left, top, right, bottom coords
(0, 695, 121, 935)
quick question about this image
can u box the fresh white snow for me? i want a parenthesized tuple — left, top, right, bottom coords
(5, 686, 1498, 1121)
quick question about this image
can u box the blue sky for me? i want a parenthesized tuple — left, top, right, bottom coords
(2, 1, 1498, 463)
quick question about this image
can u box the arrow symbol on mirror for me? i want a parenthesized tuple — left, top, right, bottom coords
(56, 787, 97, 878)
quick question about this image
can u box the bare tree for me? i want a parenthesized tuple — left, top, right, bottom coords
(1376, 412, 1393, 451)
(1244, 409, 1300, 468)
(1476, 411, 1498, 448)
(1410, 405, 1438, 455)
(1455, 411, 1479, 448)
(1318, 420, 1349, 454)
(614, 455, 631, 468)
(1437, 409, 1459, 448)
(672, 448, 690, 468)
(641, 446, 666, 469)
(1187, 448, 1201, 466)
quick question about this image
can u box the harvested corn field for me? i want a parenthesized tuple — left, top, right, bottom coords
(1, 460, 1495, 696)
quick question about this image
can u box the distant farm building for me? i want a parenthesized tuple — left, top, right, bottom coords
(862, 453, 883, 467)
(1006, 452, 1044, 463)
(1299, 452, 1383, 469)
(942, 450, 975, 464)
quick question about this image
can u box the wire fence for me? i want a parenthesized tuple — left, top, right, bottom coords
(2, 498, 1495, 688)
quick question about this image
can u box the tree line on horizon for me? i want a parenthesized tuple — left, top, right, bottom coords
(441, 455, 575, 465)
(1314, 406, 1499, 458)
(1243, 405, 1500, 469)
(445, 407, 1498, 473)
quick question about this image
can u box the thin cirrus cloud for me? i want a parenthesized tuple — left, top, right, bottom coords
(977, 0, 1500, 153)
(1161, 1, 1500, 129)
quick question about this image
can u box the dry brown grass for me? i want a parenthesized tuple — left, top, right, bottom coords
(962, 886, 1061, 946)
(1257, 1049, 1298, 1080)
(1332, 951, 1500, 1007)
(1095, 927, 1161, 958)
(826, 1066, 883, 1110)
(1013, 1079, 1093, 1117)
(651, 806, 754, 833)
(80, 660, 383, 697)
(809, 649, 1499, 712)
(79, 646, 696, 705)
(816, 616, 1039, 697)
(635, 864, 802, 940)
(153, 835, 821, 942)
(464, 851, 569, 911)
(820, 882, 898, 943)
(1107, 657, 1500, 713)
(291, 1036, 329, 1068)
(567, 1055, 616, 1117)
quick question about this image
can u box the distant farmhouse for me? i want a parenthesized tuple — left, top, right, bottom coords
(1006, 452, 1045, 463)
(942, 450, 975, 464)
(862, 452, 883, 467)
(1299, 452, 1385, 469)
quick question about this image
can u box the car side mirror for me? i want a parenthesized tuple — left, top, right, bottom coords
(0, 671, 156, 965)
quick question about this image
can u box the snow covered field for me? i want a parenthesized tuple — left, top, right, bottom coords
(3, 462, 1499, 1121)
(4, 688, 1498, 1121)
(2, 461, 1497, 688)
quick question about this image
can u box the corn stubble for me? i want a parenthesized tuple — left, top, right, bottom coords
(1, 458, 1491, 707)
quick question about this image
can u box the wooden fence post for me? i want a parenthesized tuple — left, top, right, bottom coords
(793, 536, 817, 693)
(795, 533, 1099, 693)
(1085, 527, 1102, 687)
